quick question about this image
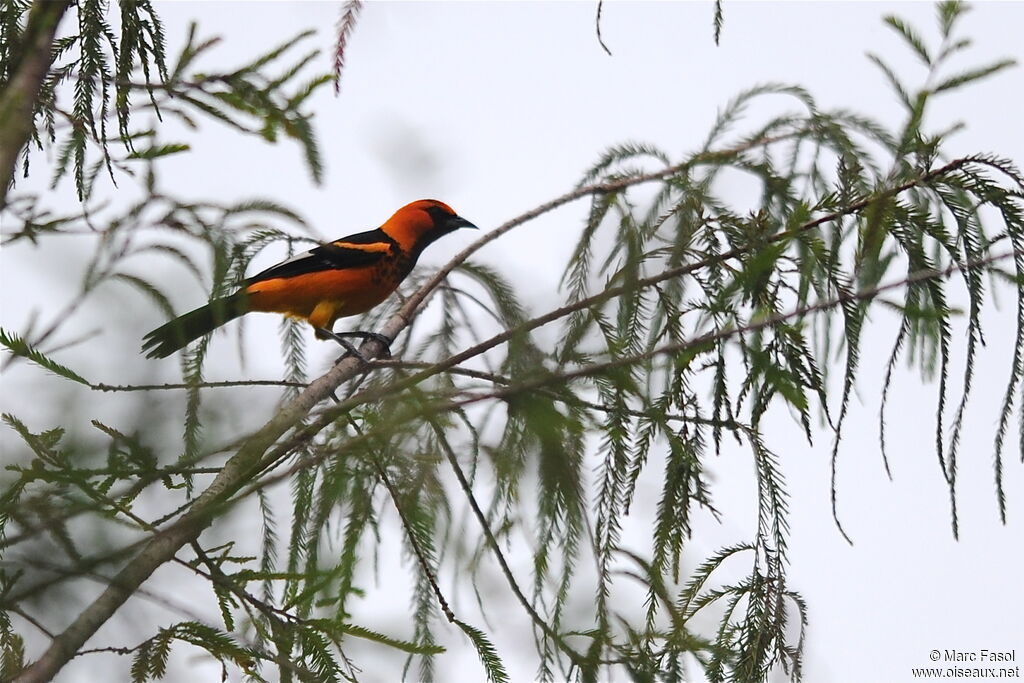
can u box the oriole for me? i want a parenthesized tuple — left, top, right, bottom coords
(142, 199, 477, 358)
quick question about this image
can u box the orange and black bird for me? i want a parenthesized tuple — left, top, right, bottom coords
(142, 199, 477, 359)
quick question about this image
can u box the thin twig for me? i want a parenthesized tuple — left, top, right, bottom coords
(8, 607, 55, 639)
(596, 1, 613, 56)
(333, 1, 364, 95)
(427, 421, 586, 666)
(345, 415, 456, 623)
(3, 553, 211, 626)
(92, 379, 307, 392)
(376, 458, 455, 623)
(377, 359, 747, 429)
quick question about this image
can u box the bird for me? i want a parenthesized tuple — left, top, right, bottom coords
(142, 199, 477, 359)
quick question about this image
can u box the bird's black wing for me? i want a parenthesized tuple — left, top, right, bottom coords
(245, 229, 397, 284)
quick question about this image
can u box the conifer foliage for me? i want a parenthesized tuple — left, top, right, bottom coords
(1, 2, 1021, 682)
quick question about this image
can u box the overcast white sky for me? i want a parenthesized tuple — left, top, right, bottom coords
(3, 2, 1024, 682)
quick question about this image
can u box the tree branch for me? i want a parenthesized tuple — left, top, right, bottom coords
(446, 249, 1022, 410)
(219, 158, 988, 508)
(92, 379, 307, 392)
(0, 0, 73, 209)
(13, 152, 982, 681)
(428, 420, 587, 666)
(15, 353, 370, 681)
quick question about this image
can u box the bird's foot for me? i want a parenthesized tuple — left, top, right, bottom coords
(316, 328, 393, 364)
(315, 327, 370, 364)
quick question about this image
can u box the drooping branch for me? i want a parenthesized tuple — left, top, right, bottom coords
(13, 152, 995, 681)
(239, 245, 1022, 505)
(223, 157, 997, 502)
(0, 0, 73, 209)
(332, 0, 364, 95)
(447, 249, 1023, 411)
(14, 353, 370, 681)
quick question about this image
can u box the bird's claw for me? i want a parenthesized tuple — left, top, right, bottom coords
(316, 328, 392, 365)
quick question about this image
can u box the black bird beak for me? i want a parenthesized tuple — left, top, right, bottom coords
(450, 215, 478, 231)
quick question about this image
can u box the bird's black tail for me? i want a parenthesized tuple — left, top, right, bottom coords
(142, 293, 248, 359)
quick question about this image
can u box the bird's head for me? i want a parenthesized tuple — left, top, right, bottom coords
(382, 199, 478, 254)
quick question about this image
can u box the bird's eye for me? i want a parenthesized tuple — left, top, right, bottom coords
(425, 204, 455, 223)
